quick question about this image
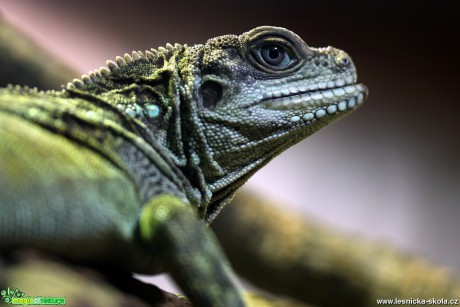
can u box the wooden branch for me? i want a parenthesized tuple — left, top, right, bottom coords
(213, 190, 460, 306)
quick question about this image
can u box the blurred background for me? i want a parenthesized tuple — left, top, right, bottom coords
(0, 0, 458, 290)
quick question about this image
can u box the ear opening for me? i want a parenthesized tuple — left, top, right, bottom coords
(200, 81, 223, 110)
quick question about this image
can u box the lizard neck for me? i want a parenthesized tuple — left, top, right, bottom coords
(61, 46, 217, 217)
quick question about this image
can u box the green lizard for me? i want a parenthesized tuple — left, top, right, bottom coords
(0, 26, 367, 306)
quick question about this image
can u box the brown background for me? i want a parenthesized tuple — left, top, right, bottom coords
(0, 0, 458, 281)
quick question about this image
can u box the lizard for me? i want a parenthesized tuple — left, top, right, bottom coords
(0, 26, 367, 306)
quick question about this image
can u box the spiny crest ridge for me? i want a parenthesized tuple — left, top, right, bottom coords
(66, 43, 187, 90)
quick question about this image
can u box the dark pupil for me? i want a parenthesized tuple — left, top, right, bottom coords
(268, 47, 280, 60)
(261, 44, 286, 66)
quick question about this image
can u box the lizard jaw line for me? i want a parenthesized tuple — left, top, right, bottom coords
(261, 74, 356, 101)
(287, 87, 366, 123)
(262, 83, 367, 111)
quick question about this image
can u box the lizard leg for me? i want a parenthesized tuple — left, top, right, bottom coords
(138, 194, 245, 307)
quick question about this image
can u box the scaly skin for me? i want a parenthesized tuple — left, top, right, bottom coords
(0, 26, 367, 306)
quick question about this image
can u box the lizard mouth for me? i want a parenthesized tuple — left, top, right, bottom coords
(261, 77, 368, 121)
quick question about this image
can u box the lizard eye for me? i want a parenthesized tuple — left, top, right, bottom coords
(260, 44, 292, 67)
(249, 41, 299, 73)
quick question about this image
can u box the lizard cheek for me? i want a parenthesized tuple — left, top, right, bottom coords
(200, 81, 223, 110)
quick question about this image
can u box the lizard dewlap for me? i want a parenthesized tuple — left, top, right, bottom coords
(0, 26, 367, 307)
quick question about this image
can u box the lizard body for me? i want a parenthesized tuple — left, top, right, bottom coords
(0, 26, 367, 306)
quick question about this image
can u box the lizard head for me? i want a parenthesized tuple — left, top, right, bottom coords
(178, 26, 368, 221)
(66, 26, 367, 222)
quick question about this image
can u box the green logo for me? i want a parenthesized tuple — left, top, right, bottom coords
(1, 288, 66, 305)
